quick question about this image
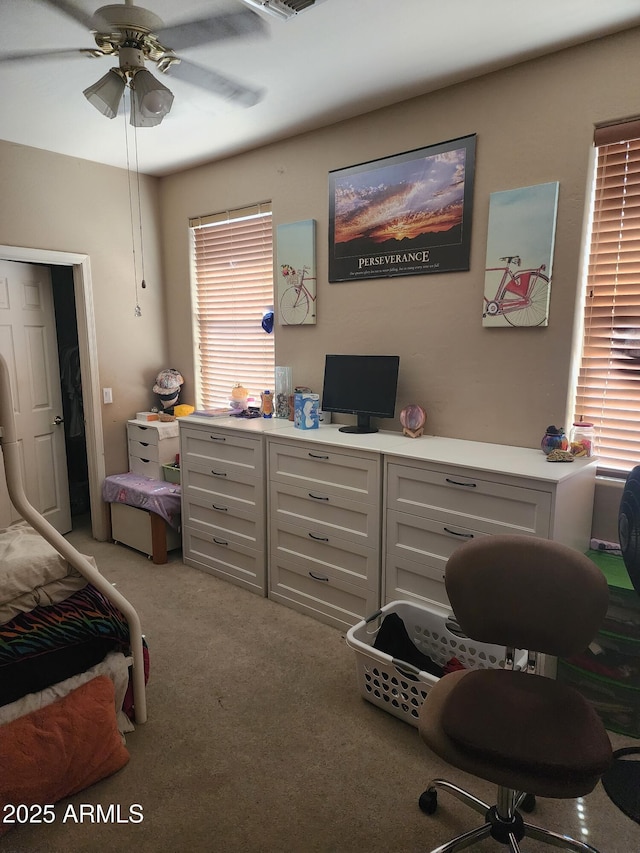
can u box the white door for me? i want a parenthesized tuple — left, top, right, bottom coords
(0, 260, 72, 533)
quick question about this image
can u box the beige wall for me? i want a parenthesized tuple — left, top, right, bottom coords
(3, 28, 638, 536)
(0, 141, 167, 474)
(160, 27, 640, 539)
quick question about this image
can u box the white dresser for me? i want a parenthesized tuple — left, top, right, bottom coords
(383, 437, 597, 612)
(127, 419, 179, 479)
(179, 417, 285, 595)
(177, 419, 598, 631)
(267, 435, 383, 631)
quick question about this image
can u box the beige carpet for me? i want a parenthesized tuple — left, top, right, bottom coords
(3, 523, 640, 853)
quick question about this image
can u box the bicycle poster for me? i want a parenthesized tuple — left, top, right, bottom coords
(276, 219, 317, 325)
(482, 181, 559, 328)
(328, 134, 476, 282)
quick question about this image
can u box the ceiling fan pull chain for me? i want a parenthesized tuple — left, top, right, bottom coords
(133, 119, 147, 292)
(123, 93, 142, 318)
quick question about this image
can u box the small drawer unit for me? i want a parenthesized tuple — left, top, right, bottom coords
(110, 501, 181, 564)
(180, 420, 267, 595)
(267, 436, 382, 631)
(127, 419, 179, 480)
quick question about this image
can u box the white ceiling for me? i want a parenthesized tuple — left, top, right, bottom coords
(2, 0, 640, 177)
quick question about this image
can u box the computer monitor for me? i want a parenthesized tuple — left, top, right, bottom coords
(321, 354, 400, 434)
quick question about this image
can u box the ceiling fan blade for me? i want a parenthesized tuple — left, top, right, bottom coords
(39, 0, 113, 33)
(155, 9, 268, 51)
(162, 59, 264, 107)
(0, 48, 99, 65)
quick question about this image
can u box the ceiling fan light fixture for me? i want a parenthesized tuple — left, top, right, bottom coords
(130, 68, 174, 127)
(83, 68, 125, 119)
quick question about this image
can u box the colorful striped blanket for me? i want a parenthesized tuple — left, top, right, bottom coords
(0, 583, 129, 668)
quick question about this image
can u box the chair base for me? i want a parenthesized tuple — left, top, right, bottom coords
(419, 779, 603, 853)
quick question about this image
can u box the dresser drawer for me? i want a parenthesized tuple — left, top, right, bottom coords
(268, 440, 379, 504)
(129, 456, 164, 480)
(269, 481, 380, 546)
(128, 422, 162, 446)
(386, 508, 492, 571)
(269, 554, 379, 631)
(183, 525, 265, 595)
(270, 520, 378, 588)
(181, 427, 262, 476)
(128, 421, 179, 443)
(183, 494, 264, 549)
(129, 438, 161, 463)
(386, 463, 551, 537)
(182, 462, 264, 510)
(384, 553, 451, 610)
(128, 438, 180, 466)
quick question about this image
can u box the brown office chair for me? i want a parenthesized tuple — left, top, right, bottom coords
(418, 535, 613, 853)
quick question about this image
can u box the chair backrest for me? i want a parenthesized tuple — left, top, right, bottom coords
(445, 535, 609, 658)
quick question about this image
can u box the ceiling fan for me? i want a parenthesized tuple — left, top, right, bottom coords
(0, 0, 269, 126)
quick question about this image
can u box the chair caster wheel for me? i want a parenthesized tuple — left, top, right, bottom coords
(520, 793, 536, 813)
(419, 789, 438, 815)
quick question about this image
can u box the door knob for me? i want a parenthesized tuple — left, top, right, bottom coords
(52, 416, 64, 426)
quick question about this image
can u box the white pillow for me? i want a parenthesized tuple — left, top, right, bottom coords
(0, 522, 88, 623)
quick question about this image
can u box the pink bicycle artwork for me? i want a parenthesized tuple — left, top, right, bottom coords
(279, 263, 317, 325)
(483, 255, 550, 327)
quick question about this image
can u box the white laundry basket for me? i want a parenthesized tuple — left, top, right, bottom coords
(346, 600, 526, 727)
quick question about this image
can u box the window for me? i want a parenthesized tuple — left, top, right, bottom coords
(190, 203, 274, 408)
(574, 120, 640, 474)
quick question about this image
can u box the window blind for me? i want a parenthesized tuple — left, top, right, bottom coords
(190, 203, 274, 408)
(574, 121, 640, 473)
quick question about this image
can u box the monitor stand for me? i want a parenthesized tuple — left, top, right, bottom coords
(338, 414, 378, 434)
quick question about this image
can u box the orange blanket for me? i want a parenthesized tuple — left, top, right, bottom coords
(0, 675, 130, 836)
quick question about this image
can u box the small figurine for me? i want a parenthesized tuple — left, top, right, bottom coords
(153, 368, 184, 416)
(260, 390, 273, 418)
(230, 383, 249, 413)
(400, 404, 427, 438)
(541, 425, 568, 455)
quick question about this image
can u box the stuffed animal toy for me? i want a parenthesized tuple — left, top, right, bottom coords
(153, 368, 184, 415)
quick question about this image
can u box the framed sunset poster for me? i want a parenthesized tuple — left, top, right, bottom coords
(328, 134, 476, 282)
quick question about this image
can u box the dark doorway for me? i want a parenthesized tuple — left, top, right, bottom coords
(51, 266, 90, 520)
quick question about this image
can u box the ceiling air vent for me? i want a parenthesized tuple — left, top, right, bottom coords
(241, 0, 327, 20)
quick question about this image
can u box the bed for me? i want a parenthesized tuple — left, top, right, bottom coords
(0, 353, 147, 833)
(0, 522, 145, 716)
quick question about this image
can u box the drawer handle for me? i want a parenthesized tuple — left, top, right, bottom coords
(308, 492, 329, 501)
(139, 441, 150, 447)
(444, 527, 474, 539)
(212, 504, 228, 511)
(210, 435, 226, 441)
(445, 477, 477, 488)
(140, 458, 150, 463)
(213, 537, 228, 546)
(309, 571, 329, 582)
(211, 470, 227, 477)
(308, 452, 329, 460)
(308, 532, 329, 542)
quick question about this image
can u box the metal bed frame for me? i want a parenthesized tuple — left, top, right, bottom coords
(0, 353, 147, 723)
